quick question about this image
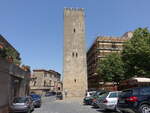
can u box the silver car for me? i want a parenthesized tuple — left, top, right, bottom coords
(9, 96, 34, 113)
(97, 91, 121, 111)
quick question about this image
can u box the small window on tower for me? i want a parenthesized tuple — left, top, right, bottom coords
(76, 52, 78, 57)
(74, 79, 76, 83)
(73, 28, 76, 33)
(72, 52, 74, 57)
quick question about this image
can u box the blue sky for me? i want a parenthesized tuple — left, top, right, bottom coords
(0, 0, 150, 74)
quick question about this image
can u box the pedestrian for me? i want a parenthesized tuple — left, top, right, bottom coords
(64, 90, 67, 98)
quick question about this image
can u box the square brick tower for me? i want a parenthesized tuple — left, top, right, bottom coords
(63, 8, 88, 97)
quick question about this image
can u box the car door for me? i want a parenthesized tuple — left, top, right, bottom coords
(97, 92, 109, 110)
(29, 97, 34, 111)
(107, 92, 118, 106)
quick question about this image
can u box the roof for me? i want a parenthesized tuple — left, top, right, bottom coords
(33, 69, 61, 76)
(0, 34, 20, 55)
(96, 36, 128, 42)
(132, 77, 150, 82)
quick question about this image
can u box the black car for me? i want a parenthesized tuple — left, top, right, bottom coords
(56, 92, 63, 100)
(117, 86, 150, 113)
(30, 94, 41, 108)
(83, 91, 96, 105)
(91, 90, 108, 108)
(45, 92, 56, 97)
(45, 92, 53, 97)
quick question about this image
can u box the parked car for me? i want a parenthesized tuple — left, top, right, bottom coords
(30, 94, 41, 108)
(84, 90, 105, 105)
(83, 91, 96, 105)
(85, 91, 96, 97)
(45, 92, 56, 97)
(97, 91, 121, 111)
(91, 90, 107, 107)
(56, 92, 63, 100)
(117, 86, 150, 113)
(9, 96, 34, 113)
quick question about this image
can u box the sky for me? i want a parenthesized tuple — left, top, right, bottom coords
(0, 0, 150, 74)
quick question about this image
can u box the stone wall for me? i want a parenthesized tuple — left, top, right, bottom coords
(0, 58, 10, 113)
(63, 8, 88, 98)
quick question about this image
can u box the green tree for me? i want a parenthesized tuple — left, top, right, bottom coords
(97, 53, 125, 84)
(0, 47, 21, 65)
(0, 48, 7, 58)
(122, 28, 150, 78)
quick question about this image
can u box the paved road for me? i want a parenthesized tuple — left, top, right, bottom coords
(33, 96, 117, 113)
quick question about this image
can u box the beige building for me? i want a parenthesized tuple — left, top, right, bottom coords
(87, 32, 133, 90)
(63, 8, 87, 97)
(30, 69, 61, 95)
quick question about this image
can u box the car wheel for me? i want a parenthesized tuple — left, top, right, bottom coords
(139, 104, 150, 113)
(27, 109, 31, 113)
(32, 107, 34, 111)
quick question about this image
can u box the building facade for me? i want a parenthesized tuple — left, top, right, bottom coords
(87, 32, 133, 90)
(0, 35, 30, 113)
(30, 69, 61, 95)
(63, 8, 87, 97)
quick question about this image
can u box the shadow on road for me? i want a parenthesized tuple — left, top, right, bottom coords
(91, 106, 99, 109)
(96, 109, 119, 113)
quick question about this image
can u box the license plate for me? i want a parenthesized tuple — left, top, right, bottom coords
(119, 100, 125, 103)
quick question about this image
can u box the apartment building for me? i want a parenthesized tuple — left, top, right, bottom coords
(30, 69, 61, 95)
(87, 32, 133, 90)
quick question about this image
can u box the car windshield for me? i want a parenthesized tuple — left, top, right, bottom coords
(99, 92, 109, 98)
(91, 92, 96, 96)
(94, 91, 101, 96)
(13, 97, 28, 103)
(30, 94, 40, 98)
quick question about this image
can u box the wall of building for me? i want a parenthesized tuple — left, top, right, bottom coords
(87, 32, 133, 90)
(30, 70, 61, 95)
(63, 8, 87, 98)
(0, 58, 10, 113)
(0, 57, 30, 113)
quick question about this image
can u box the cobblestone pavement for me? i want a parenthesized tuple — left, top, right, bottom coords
(33, 96, 118, 113)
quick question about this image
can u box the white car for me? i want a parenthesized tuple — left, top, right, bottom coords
(97, 91, 121, 111)
(85, 91, 96, 97)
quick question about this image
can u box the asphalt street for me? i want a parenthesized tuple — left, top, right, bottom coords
(33, 96, 118, 113)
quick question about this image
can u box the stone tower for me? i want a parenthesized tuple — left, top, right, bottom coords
(63, 8, 87, 97)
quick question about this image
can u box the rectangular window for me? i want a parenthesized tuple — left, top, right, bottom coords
(109, 92, 117, 98)
(44, 73, 47, 77)
(140, 87, 150, 95)
(112, 43, 116, 48)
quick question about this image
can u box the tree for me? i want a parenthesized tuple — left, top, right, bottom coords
(97, 53, 125, 84)
(0, 47, 21, 65)
(122, 28, 150, 78)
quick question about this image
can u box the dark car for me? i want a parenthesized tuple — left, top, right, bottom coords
(30, 94, 41, 108)
(83, 91, 96, 105)
(91, 90, 108, 107)
(45, 92, 56, 97)
(117, 86, 150, 113)
(9, 96, 34, 113)
(56, 92, 63, 100)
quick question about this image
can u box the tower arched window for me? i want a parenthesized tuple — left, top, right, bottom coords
(73, 28, 76, 33)
(72, 52, 74, 57)
(74, 79, 76, 83)
(76, 52, 78, 57)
